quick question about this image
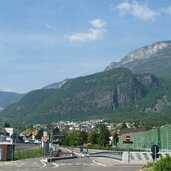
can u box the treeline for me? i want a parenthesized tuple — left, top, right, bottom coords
(35, 124, 114, 147)
(64, 124, 111, 147)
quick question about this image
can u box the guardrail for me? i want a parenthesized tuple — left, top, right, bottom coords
(89, 151, 123, 160)
(47, 152, 76, 162)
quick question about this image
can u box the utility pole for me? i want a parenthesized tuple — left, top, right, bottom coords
(50, 129, 53, 164)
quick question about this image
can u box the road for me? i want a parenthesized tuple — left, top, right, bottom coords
(0, 157, 143, 171)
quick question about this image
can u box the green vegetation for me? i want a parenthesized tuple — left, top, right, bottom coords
(64, 124, 111, 147)
(153, 156, 171, 171)
(14, 148, 44, 160)
(78, 131, 88, 145)
(0, 91, 24, 109)
(88, 130, 99, 144)
(1, 67, 171, 126)
(98, 124, 110, 146)
(144, 157, 171, 171)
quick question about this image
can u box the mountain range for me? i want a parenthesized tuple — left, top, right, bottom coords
(0, 91, 24, 111)
(0, 40, 171, 126)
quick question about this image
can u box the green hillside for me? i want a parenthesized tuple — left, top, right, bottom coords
(0, 91, 24, 109)
(1, 68, 170, 126)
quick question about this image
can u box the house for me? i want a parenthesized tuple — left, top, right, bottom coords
(119, 128, 147, 135)
(0, 127, 14, 161)
(0, 128, 13, 144)
(31, 130, 38, 140)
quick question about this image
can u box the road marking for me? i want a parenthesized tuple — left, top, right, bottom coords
(93, 159, 106, 167)
(53, 163, 94, 167)
(40, 159, 46, 167)
(52, 162, 59, 168)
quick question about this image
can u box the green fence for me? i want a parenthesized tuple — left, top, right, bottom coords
(117, 125, 171, 151)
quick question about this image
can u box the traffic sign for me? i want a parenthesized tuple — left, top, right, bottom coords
(123, 141, 133, 144)
(43, 136, 49, 142)
(151, 145, 159, 160)
(125, 135, 131, 142)
(151, 145, 159, 154)
(123, 135, 133, 144)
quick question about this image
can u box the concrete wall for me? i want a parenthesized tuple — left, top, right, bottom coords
(122, 151, 171, 164)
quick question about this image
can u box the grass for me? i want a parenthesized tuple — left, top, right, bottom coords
(14, 148, 44, 160)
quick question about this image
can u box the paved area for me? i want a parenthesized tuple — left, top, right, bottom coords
(0, 157, 145, 171)
(94, 157, 123, 166)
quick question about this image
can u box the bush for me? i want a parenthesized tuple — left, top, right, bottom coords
(153, 156, 171, 171)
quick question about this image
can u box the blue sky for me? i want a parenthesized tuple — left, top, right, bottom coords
(0, 0, 171, 93)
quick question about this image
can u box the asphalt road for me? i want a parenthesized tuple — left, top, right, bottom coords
(0, 157, 143, 171)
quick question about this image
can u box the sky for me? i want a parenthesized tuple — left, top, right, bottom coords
(0, 0, 171, 93)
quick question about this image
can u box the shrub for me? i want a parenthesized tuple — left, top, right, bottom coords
(153, 156, 171, 171)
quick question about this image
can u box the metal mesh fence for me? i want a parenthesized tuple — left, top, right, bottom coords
(117, 125, 171, 151)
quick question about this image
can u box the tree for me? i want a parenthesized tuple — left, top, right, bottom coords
(25, 127, 32, 137)
(98, 124, 110, 146)
(66, 131, 79, 146)
(121, 122, 127, 129)
(4, 122, 11, 128)
(35, 128, 43, 139)
(53, 127, 60, 135)
(88, 130, 99, 144)
(113, 131, 119, 146)
(78, 131, 88, 145)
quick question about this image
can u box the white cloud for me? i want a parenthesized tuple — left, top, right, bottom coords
(116, 0, 158, 21)
(65, 28, 106, 42)
(117, 0, 130, 15)
(65, 19, 106, 42)
(161, 6, 171, 15)
(89, 19, 106, 28)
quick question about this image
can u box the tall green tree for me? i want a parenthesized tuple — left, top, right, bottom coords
(98, 124, 110, 146)
(113, 131, 119, 146)
(88, 130, 99, 144)
(78, 131, 88, 145)
(66, 131, 79, 146)
(35, 128, 43, 139)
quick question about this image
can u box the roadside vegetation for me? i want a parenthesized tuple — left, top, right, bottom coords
(153, 156, 171, 171)
(144, 157, 171, 171)
(14, 148, 43, 160)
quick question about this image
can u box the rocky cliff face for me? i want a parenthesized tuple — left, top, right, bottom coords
(111, 77, 147, 110)
(44, 71, 161, 117)
(120, 41, 170, 65)
(105, 40, 171, 74)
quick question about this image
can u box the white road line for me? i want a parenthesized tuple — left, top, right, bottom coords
(93, 159, 106, 167)
(60, 163, 65, 166)
(52, 162, 59, 168)
(40, 159, 47, 167)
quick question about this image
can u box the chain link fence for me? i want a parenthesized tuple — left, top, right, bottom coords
(117, 125, 171, 151)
